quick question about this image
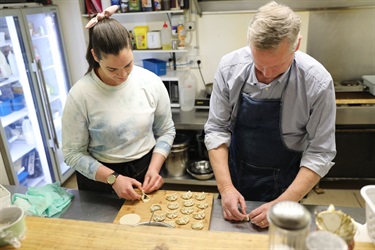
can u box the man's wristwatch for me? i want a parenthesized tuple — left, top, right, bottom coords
(106, 172, 119, 185)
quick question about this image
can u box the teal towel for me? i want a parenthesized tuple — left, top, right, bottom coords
(11, 182, 74, 217)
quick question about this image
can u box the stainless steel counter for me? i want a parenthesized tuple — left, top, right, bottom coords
(172, 108, 208, 130)
(4, 185, 366, 235)
(210, 199, 366, 234)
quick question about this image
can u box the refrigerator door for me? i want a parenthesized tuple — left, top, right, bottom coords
(21, 6, 74, 184)
(0, 9, 56, 186)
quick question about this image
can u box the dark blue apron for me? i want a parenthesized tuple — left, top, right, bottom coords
(228, 66, 302, 202)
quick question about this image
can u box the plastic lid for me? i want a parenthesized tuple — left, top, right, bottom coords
(268, 201, 311, 230)
(306, 231, 348, 250)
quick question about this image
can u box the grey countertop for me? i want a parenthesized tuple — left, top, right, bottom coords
(4, 185, 366, 234)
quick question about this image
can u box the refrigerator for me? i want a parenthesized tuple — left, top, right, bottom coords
(0, 4, 74, 186)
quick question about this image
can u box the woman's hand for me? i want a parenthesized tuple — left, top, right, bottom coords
(142, 169, 164, 193)
(112, 175, 142, 200)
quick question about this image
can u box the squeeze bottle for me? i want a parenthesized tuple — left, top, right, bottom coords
(161, 21, 172, 50)
(22, 116, 36, 145)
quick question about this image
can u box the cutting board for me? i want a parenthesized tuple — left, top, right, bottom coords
(113, 190, 214, 230)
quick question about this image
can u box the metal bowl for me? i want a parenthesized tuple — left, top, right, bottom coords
(187, 168, 214, 180)
(188, 160, 213, 175)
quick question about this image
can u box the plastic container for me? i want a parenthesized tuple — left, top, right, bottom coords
(143, 59, 167, 76)
(147, 31, 162, 49)
(0, 99, 12, 116)
(360, 185, 375, 244)
(22, 116, 36, 145)
(142, 0, 153, 11)
(133, 26, 149, 49)
(17, 171, 28, 185)
(306, 231, 348, 250)
(8, 51, 18, 76)
(178, 70, 197, 111)
(162, 0, 170, 10)
(11, 94, 25, 111)
(128, 0, 141, 11)
(161, 21, 172, 50)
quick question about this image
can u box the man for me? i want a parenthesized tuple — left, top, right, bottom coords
(204, 1, 336, 228)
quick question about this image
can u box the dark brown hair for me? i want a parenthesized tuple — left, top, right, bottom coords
(85, 18, 131, 74)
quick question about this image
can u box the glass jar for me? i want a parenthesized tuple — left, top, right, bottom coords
(267, 201, 311, 250)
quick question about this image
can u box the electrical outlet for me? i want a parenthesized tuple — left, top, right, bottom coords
(186, 21, 195, 31)
(187, 55, 201, 69)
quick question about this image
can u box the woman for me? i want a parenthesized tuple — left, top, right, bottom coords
(62, 6, 175, 200)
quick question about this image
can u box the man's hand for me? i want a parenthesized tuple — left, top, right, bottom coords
(220, 186, 248, 221)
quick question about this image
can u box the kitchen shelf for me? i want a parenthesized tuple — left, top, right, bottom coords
(0, 76, 19, 88)
(0, 39, 12, 47)
(172, 108, 208, 130)
(9, 140, 35, 162)
(26, 175, 44, 187)
(161, 169, 217, 187)
(160, 70, 182, 81)
(0, 107, 28, 127)
(82, 10, 184, 18)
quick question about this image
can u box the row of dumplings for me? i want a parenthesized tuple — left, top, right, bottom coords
(148, 191, 208, 230)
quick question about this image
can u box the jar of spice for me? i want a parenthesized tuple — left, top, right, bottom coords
(267, 201, 311, 250)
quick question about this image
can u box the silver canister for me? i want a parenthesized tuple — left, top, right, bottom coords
(267, 201, 311, 250)
(165, 133, 190, 177)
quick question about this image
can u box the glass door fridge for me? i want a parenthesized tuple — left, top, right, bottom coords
(0, 5, 74, 186)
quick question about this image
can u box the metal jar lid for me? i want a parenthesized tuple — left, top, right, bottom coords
(268, 201, 311, 230)
(171, 133, 190, 150)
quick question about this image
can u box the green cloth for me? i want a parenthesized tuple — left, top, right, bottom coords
(11, 182, 74, 217)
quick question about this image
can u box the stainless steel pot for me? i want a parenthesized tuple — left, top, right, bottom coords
(165, 134, 190, 177)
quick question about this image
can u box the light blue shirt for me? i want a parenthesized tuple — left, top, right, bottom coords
(62, 66, 175, 180)
(204, 47, 336, 177)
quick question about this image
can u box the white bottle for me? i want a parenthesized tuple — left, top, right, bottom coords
(22, 116, 36, 145)
(7, 51, 18, 76)
(161, 21, 172, 50)
(179, 70, 197, 111)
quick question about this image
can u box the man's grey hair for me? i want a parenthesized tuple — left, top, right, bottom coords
(247, 1, 301, 52)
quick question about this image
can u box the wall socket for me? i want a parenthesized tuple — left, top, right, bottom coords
(187, 55, 201, 69)
(186, 21, 196, 31)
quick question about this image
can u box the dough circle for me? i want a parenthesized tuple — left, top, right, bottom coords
(119, 213, 141, 225)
